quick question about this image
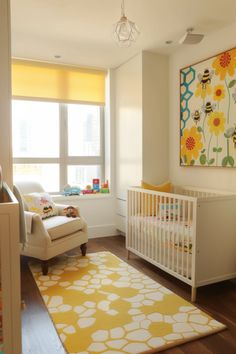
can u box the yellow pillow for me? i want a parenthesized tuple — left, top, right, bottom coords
(141, 180, 172, 216)
(141, 180, 172, 193)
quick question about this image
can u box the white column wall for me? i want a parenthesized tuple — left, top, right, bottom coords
(115, 53, 143, 201)
(142, 51, 169, 184)
(0, 0, 12, 187)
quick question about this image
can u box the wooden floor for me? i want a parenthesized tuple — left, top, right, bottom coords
(21, 235, 236, 354)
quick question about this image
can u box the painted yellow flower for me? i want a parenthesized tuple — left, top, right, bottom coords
(212, 49, 236, 80)
(181, 126, 203, 164)
(195, 82, 211, 99)
(213, 84, 225, 101)
(207, 111, 226, 136)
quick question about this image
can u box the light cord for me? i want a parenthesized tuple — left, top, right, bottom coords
(121, 0, 125, 17)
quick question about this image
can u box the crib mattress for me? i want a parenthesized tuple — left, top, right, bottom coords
(129, 215, 193, 254)
(130, 215, 193, 236)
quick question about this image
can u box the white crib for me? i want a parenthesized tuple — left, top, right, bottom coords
(126, 186, 236, 302)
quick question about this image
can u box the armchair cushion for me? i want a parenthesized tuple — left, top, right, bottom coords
(43, 216, 85, 241)
(23, 192, 57, 219)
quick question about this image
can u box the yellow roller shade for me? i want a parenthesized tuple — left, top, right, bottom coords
(12, 59, 106, 105)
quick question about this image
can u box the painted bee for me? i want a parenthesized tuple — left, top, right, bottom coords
(226, 126, 236, 148)
(43, 205, 53, 215)
(191, 110, 202, 125)
(198, 68, 214, 89)
(233, 129, 236, 148)
(202, 101, 216, 115)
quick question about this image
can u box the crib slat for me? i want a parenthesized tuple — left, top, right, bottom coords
(148, 193, 151, 258)
(181, 200, 186, 276)
(144, 193, 147, 257)
(163, 196, 166, 267)
(167, 197, 171, 269)
(134, 191, 137, 251)
(155, 195, 158, 262)
(159, 196, 162, 265)
(127, 190, 130, 249)
(151, 194, 154, 260)
(141, 193, 144, 255)
(131, 190, 135, 250)
(186, 200, 191, 279)
(172, 197, 178, 272)
(137, 191, 140, 253)
(176, 199, 181, 274)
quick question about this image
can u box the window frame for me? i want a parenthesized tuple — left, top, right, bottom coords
(12, 99, 105, 193)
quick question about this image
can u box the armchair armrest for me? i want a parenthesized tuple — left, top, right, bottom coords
(25, 212, 51, 246)
(24, 211, 37, 234)
(55, 203, 81, 217)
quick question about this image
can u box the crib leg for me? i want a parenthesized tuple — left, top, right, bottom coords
(127, 249, 131, 260)
(191, 287, 197, 302)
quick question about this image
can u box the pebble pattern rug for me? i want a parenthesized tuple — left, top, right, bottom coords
(30, 252, 225, 354)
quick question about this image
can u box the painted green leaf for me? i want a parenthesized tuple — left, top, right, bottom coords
(200, 154, 206, 165)
(228, 156, 234, 166)
(201, 149, 206, 153)
(208, 158, 215, 165)
(197, 126, 203, 132)
(217, 147, 222, 152)
(222, 156, 228, 167)
(190, 159, 195, 165)
(228, 79, 236, 88)
(213, 147, 217, 152)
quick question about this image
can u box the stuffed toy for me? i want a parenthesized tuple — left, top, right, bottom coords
(63, 206, 79, 218)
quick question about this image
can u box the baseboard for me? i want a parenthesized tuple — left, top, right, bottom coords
(196, 272, 236, 287)
(88, 224, 120, 238)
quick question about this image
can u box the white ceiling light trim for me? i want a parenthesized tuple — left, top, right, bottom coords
(179, 27, 204, 45)
(113, 0, 140, 47)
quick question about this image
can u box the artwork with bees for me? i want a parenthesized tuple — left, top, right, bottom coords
(180, 47, 236, 167)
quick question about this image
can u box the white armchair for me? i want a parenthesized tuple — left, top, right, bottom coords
(14, 181, 88, 275)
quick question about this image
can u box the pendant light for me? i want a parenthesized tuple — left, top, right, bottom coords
(113, 0, 140, 47)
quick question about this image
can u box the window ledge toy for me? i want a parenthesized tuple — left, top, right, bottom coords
(62, 184, 81, 196)
(101, 180, 109, 193)
(63, 206, 79, 218)
(82, 184, 94, 194)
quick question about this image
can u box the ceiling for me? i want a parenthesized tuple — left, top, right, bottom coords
(11, 0, 236, 69)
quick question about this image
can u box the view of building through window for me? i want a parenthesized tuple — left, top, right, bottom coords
(12, 100, 103, 192)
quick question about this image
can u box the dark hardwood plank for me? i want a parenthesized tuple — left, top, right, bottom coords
(21, 235, 236, 354)
(21, 257, 66, 354)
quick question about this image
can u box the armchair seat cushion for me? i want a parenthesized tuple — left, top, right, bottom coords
(43, 216, 85, 241)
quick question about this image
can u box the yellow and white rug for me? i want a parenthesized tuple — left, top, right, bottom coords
(30, 252, 225, 354)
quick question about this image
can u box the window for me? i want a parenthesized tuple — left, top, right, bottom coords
(12, 100, 104, 192)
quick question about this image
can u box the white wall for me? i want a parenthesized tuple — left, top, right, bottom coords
(142, 51, 169, 184)
(115, 53, 143, 200)
(0, 0, 12, 187)
(53, 194, 117, 238)
(169, 22, 236, 191)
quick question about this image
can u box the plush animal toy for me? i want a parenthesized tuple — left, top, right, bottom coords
(63, 206, 79, 218)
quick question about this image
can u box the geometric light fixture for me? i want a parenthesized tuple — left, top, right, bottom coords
(113, 0, 140, 47)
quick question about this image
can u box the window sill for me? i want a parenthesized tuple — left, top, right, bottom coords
(52, 193, 113, 202)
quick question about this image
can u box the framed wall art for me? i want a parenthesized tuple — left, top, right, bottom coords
(180, 47, 236, 167)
